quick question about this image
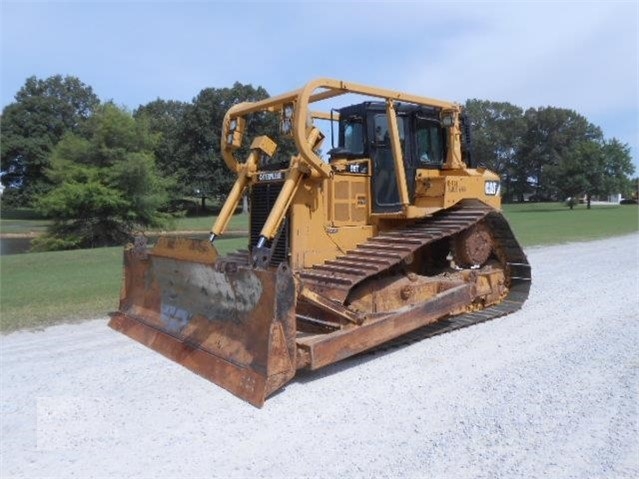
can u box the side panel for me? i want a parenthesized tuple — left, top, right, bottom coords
(289, 170, 375, 269)
(330, 174, 370, 225)
(413, 168, 501, 211)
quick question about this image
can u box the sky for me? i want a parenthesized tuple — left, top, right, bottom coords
(1, 0, 638, 169)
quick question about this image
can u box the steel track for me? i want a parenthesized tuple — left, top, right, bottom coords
(296, 199, 531, 348)
(363, 208, 531, 353)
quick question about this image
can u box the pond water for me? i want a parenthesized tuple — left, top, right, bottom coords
(0, 237, 34, 255)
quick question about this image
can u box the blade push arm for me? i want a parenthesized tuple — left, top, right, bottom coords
(210, 135, 277, 241)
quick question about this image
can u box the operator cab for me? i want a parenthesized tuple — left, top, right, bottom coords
(329, 102, 447, 213)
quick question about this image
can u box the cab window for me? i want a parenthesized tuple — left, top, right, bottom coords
(373, 114, 405, 144)
(342, 118, 364, 155)
(415, 118, 444, 166)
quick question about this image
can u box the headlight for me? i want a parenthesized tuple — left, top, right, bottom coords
(226, 116, 245, 148)
(283, 103, 294, 119)
(280, 103, 294, 135)
(441, 114, 454, 127)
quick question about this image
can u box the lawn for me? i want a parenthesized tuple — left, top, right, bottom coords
(0, 236, 247, 333)
(168, 212, 248, 232)
(502, 202, 639, 246)
(0, 208, 52, 235)
(1, 204, 637, 333)
(1, 209, 248, 236)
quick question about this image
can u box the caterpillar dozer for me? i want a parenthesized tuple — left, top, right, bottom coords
(109, 78, 531, 407)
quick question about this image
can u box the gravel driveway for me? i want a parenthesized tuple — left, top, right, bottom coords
(1, 234, 638, 479)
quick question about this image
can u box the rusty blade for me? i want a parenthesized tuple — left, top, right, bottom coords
(151, 236, 218, 264)
(110, 237, 298, 407)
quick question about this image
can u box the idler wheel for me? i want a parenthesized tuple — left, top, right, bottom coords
(453, 223, 493, 267)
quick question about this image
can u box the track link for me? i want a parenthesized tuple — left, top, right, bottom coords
(298, 200, 496, 302)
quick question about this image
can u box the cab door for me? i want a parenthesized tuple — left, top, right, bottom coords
(369, 112, 407, 213)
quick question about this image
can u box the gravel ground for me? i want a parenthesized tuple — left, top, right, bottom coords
(1, 234, 638, 479)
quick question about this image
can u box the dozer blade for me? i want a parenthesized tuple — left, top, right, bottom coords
(108, 237, 298, 407)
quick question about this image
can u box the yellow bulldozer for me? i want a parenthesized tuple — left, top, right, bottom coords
(109, 79, 531, 407)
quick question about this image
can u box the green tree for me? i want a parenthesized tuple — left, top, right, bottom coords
(0, 75, 100, 205)
(597, 139, 635, 205)
(622, 176, 639, 201)
(33, 104, 171, 251)
(549, 140, 598, 209)
(134, 99, 189, 180)
(175, 82, 284, 210)
(549, 138, 634, 209)
(520, 107, 603, 201)
(464, 100, 525, 201)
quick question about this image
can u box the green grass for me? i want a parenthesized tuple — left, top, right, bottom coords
(0, 210, 248, 236)
(1, 208, 52, 235)
(0, 218, 52, 235)
(1, 247, 124, 332)
(167, 212, 249, 232)
(502, 203, 638, 246)
(1, 203, 637, 333)
(0, 207, 51, 235)
(0, 236, 247, 333)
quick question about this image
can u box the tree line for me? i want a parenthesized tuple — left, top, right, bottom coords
(465, 100, 635, 206)
(0, 75, 636, 250)
(0, 75, 279, 250)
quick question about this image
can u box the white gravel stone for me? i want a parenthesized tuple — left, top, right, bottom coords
(1, 233, 638, 478)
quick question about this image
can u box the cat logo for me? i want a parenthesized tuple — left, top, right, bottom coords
(258, 171, 284, 182)
(484, 180, 500, 196)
